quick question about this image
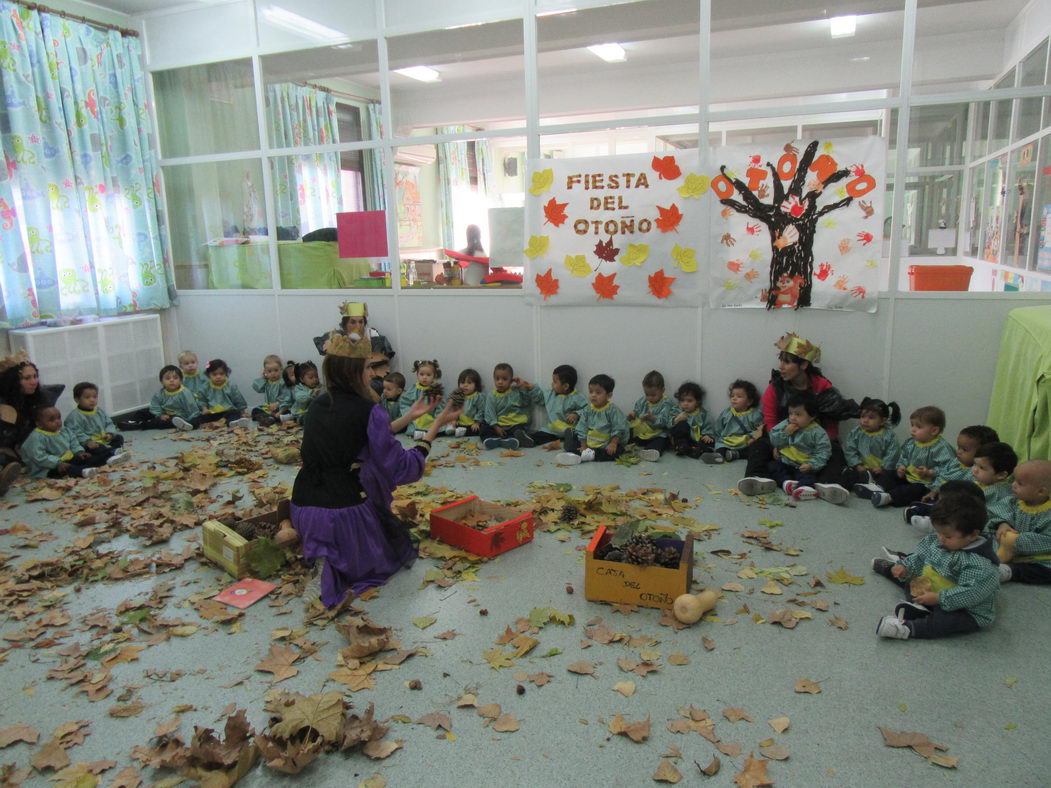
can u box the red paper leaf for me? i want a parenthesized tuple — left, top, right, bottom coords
(535, 267, 560, 300)
(543, 197, 569, 227)
(594, 236, 620, 263)
(648, 268, 676, 300)
(655, 204, 683, 233)
(651, 155, 682, 181)
(592, 272, 620, 301)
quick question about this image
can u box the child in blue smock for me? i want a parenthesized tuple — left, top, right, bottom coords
(481, 363, 530, 450)
(514, 364, 586, 448)
(252, 354, 295, 426)
(20, 406, 109, 479)
(556, 374, 629, 465)
(669, 382, 714, 459)
(454, 369, 486, 438)
(64, 381, 126, 464)
(841, 397, 901, 488)
(626, 370, 677, 462)
(292, 361, 321, 425)
(702, 379, 763, 464)
(398, 360, 444, 441)
(198, 359, 251, 429)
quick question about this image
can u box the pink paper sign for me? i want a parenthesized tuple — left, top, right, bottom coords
(337, 210, 389, 258)
(214, 578, 277, 609)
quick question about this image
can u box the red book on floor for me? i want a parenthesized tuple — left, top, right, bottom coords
(214, 578, 276, 609)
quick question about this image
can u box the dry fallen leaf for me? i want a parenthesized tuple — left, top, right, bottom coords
(668, 653, 689, 666)
(362, 739, 403, 760)
(733, 754, 773, 787)
(567, 661, 595, 675)
(829, 616, 849, 630)
(255, 644, 302, 683)
(794, 678, 822, 694)
(760, 743, 790, 760)
(702, 637, 716, 651)
(612, 681, 636, 697)
(608, 713, 650, 743)
(723, 707, 754, 723)
(492, 715, 520, 733)
(699, 755, 721, 776)
(0, 724, 39, 748)
(653, 758, 683, 783)
(768, 716, 790, 734)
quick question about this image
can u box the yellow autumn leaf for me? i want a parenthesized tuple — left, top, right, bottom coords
(760, 580, 783, 595)
(529, 168, 554, 195)
(523, 235, 550, 259)
(671, 244, 697, 273)
(564, 254, 592, 278)
(619, 243, 649, 267)
(677, 173, 711, 199)
(826, 567, 865, 585)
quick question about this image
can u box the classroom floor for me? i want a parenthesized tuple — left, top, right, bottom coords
(0, 424, 1047, 787)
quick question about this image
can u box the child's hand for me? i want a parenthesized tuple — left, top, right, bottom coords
(76, 452, 90, 461)
(890, 564, 906, 578)
(855, 464, 866, 473)
(772, 448, 781, 460)
(799, 463, 813, 472)
(626, 412, 636, 421)
(897, 465, 907, 478)
(160, 414, 171, 421)
(871, 466, 884, 475)
(784, 423, 799, 435)
(57, 462, 70, 473)
(701, 434, 715, 444)
(921, 489, 938, 503)
(566, 413, 579, 424)
(996, 523, 1017, 541)
(470, 423, 480, 434)
(513, 377, 530, 389)
(672, 413, 687, 424)
(640, 413, 655, 423)
(912, 591, 939, 606)
(495, 426, 506, 438)
(604, 441, 619, 455)
(916, 465, 934, 481)
(104, 432, 115, 441)
(85, 440, 100, 450)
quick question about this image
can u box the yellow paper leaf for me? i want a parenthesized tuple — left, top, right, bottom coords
(826, 568, 865, 585)
(523, 235, 550, 258)
(671, 244, 697, 273)
(529, 168, 554, 195)
(677, 173, 710, 199)
(619, 243, 649, 267)
(564, 254, 592, 278)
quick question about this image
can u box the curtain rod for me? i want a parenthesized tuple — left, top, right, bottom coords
(12, 0, 140, 37)
(300, 80, 378, 105)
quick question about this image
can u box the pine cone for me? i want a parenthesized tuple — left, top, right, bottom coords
(623, 535, 657, 566)
(559, 503, 579, 523)
(603, 548, 626, 563)
(234, 522, 256, 540)
(425, 383, 444, 400)
(657, 545, 681, 568)
(449, 389, 466, 407)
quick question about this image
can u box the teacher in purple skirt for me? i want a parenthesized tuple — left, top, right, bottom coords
(291, 331, 461, 608)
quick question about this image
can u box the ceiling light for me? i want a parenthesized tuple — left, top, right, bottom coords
(830, 15, 856, 38)
(850, 55, 870, 62)
(538, 7, 577, 16)
(394, 66, 442, 83)
(261, 6, 348, 44)
(587, 43, 626, 63)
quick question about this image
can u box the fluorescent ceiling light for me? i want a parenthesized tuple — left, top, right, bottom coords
(537, 7, 577, 16)
(261, 6, 347, 44)
(830, 15, 856, 38)
(587, 43, 626, 63)
(445, 21, 484, 30)
(850, 55, 870, 62)
(394, 66, 442, 83)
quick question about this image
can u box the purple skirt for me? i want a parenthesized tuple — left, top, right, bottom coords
(291, 500, 417, 608)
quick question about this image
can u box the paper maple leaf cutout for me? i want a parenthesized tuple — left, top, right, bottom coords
(543, 197, 569, 227)
(592, 272, 620, 301)
(594, 236, 620, 262)
(648, 268, 675, 299)
(651, 155, 682, 180)
(655, 203, 683, 233)
(535, 267, 559, 300)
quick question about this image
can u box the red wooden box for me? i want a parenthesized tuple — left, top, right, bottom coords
(429, 495, 534, 557)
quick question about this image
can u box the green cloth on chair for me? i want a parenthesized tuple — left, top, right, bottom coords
(204, 241, 375, 289)
(988, 305, 1051, 462)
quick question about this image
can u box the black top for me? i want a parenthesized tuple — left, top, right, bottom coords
(291, 390, 373, 509)
(0, 382, 63, 451)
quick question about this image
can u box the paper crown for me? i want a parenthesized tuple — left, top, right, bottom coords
(326, 332, 372, 359)
(340, 301, 368, 318)
(774, 332, 821, 364)
(0, 349, 29, 374)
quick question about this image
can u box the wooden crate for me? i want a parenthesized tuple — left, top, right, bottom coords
(429, 495, 534, 558)
(202, 500, 291, 578)
(584, 526, 694, 609)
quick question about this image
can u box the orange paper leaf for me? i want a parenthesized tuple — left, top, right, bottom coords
(592, 272, 620, 301)
(543, 197, 569, 227)
(535, 267, 560, 300)
(648, 268, 676, 299)
(655, 203, 683, 233)
(651, 155, 682, 181)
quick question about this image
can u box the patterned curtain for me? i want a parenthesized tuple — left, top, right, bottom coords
(437, 126, 471, 250)
(266, 83, 342, 234)
(0, 1, 175, 326)
(362, 103, 385, 211)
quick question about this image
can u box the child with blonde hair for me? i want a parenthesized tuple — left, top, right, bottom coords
(993, 459, 1051, 584)
(178, 350, 207, 403)
(252, 354, 295, 426)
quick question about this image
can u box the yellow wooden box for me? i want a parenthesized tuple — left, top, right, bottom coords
(201, 500, 290, 578)
(584, 526, 694, 609)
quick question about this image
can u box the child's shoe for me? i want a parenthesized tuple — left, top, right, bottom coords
(909, 515, 933, 534)
(880, 546, 908, 561)
(413, 430, 427, 441)
(639, 449, 660, 462)
(737, 477, 776, 496)
(870, 557, 894, 576)
(499, 438, 520, 450)
(256, 414, 277, 427)
(106, 451, 129, 465)
(687, 446, 704, 460)
(998, 564, 1012, 583)
(720, 448, 740, 462)
(699, 451, 723, 464)
(279, 413, 295, 424)
(580, 448, 596, 463)
(171, 416, 194, 432)
(443, 425, 456, 436)
(229, 417, 251, 430)
(875, 615, 910, 640)
(513, 429, 535, 448)
(792, 485, 817, 501)
(815, 483, 849, 505)
(454, 427, 467, 438)
(870, 491, 891, 508)
(782, 480, 798, 495)
(556, 452, 581, 466)
(852, 482, 883, 499)
(80, 467, 99, 480)
(894, 601, 929, 621)
(483, 437, 501, 450)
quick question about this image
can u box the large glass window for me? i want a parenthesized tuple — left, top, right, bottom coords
(1017, 40, 1048, 141)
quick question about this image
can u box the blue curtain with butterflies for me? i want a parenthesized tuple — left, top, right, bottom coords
(0, 1, 174, 327)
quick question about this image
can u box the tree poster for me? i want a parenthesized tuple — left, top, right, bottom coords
(523, 151, 703, 306)
(710, 137, 885, 311)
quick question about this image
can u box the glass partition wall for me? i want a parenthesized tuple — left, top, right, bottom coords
(147, 0, 1051, 293)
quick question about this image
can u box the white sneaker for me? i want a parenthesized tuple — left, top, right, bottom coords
(454, 427, 467, 438)
(700, 452, 723, 464)
(871, 492, 891, 508)
(413, 430, 426, 441)
(782, 480, 797, 495)
(880, 546, 908, 561)
(793, 485, 818, 501)
(639, 449, 660, 462)
(556, 452, 582, 466)
(443, 424, 456, 436)
(171, 416, 193, 431)
(852, 482, 883, 499)
(580, 448, 596, 462)
(738, 477, 776, 496)
(815, 483, 849, 505)
(105, 451, 129, 465)
(998, 563, 1012, 583)
(910, 515, 934, 534)
(279, 413, 295, 424)
(876, 615, 910, 640)
(80, 467, 98, 480)
(229, 417, 251, 430)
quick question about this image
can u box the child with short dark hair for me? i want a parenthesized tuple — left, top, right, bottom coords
(199, 359, 250, 429)
(841, 397, 901, 487)
(382, 372, 406, 428)
(252, 354, 295, 426)
(138, 365, 199, 431)
(703, 379, 763, 464)
(291, 361, 321, 425)
(669, 382, 714, 459)
(626, 370, 676, 462)
(854, 405, 955, 508)
(65, 382, 127, 464)
(873, 495, 998, 640)
(481, 363, 530, 450)
(993, 459, 1051, 584)
(453, 369, 485, 438)
(557, 374, 628, 465)
(20, 406, 110, 479)
(515, 364, 586, 448)
(739, 392, 843, 503)
(971, 442, 1017, 530)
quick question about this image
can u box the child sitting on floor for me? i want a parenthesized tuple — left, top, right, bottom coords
(854, 405, 956, 508)
(481, 363, 530, 450)
(382, 372, 406, 428)
(703, 379, 763, 464)
(626, 370, 676, 462)
(453, 369, 486, 438)
(64, 382, 126, 464)
(841, 397, 901, 488)
(557, 374, 629, 465)
(515, 365, 586, 448)
(669, 382, 714, 459)
(179, 350, 207, 403)
(118, 365, 199, 431)
(873, 494, 998, 640)
(993, 459, 1051, 584)
(398, 360, 444, 441)
(252, 354, 294, 426)
(21, 406, 111, 479)
(198, 359, 250, 429)
(292, 361, 321, 426)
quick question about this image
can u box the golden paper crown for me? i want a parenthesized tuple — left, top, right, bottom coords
(326, 332, 372, 359)
(774, 332, 821, 364)
(340, 301, 368, 318)
(0, 349, 29, 375)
